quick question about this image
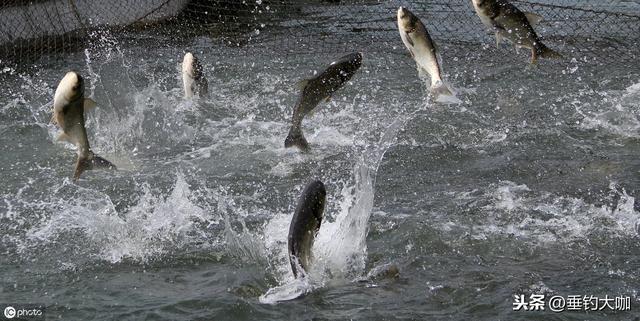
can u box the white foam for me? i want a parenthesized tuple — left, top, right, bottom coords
(24, 172, 213, 263)
(309, 126, 354, 147)
(577, 81, 640, 138)
(625, 82, 640, 95)
(436, 93, 463, 105)
(452, 181, 639, 243)
(258, 277, 313, 304)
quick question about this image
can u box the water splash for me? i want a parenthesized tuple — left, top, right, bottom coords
(450, 180, 639, 243)
(259, 100, 424, 303)
(88, 85, 199, 157)
(577, 81, 640, 138)
(22, 172, 214, 263)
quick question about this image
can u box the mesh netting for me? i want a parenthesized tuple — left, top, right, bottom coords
(1, 0, 639, 66)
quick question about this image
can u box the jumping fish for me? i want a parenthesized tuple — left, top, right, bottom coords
(397, 6, 454, 97)
(182, 52, 209, 98)
(52, 71, 116, 181)
(284, 53, 362, 152)
(288, 180, 326, 278)
(471, 0, 562, 63)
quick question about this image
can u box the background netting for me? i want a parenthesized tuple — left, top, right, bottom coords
(1, 0, 639, 66)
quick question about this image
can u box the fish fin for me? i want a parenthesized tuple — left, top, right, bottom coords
(495, 32, 503, 47)
(296, 79, 310, 91)
(73, 152, 117, 181)
(50, 114, 57, 125)
(491, 19, 506, 32)
(405, 32, 414, 47)
(90, 152, 117, 170)
(324, 95, 331, 103)
(73, 157, 88, 182)
(524, 12, 544, 26)
(284, 127, 310, 152)
(430, 81, 454, 98)
(536, 44, 563, 60)
(530, 48, 538, 65)
(57, 132, 73, 143)
(83, 98, 97, 112)
(416, 65, 426, 79)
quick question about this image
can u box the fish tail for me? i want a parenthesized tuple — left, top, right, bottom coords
(430, 80, 454, 98)
(430, 80, 456, 98)
(73, 152, 117, 181)
(430, 80, 463, 104)
(91, 153, 117, 170)
(284, 126, 310, 152)
(535, 44, 563, 62)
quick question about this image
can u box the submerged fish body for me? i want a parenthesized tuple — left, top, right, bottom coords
(471, 0, 562, 63)
(397, 6, 453, 97)
(53, 71, 116, 181)
(288, 180, 326, 278)
(182, 52, 209, 99)
(285, 52, 362, 152)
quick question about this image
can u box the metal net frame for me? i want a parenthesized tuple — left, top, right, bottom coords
(0, 0, 639, 67)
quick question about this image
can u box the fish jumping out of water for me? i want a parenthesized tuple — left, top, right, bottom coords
(52, 71, 116, 181)
(471, 0, 562, 64)
(182, 52, 209, 98)
(397, 6, 454, 98)
(288, 180, 326, 278)
(284, 52, 362, 152)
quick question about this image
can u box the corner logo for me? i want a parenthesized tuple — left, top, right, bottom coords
(3, 306, 16, 319)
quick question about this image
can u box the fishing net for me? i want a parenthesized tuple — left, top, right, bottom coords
(0, 0, 639, 66)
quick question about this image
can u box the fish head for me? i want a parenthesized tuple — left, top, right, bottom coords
(471, 0, 497, 15)
(330, 52, 363, 81)
(471, 0, 485, 8)
(54, 71, 84, 109)
(344, 52, 363, 70)
(397, 7, 419, 33)
(182, 52, 196, 77)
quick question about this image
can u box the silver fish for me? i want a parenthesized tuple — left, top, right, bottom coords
(52, 71, 116, 181)
(471, 0, 562, 63)
(182, 52, 209, 98)
(397, 6, 453, 97)
(285, 52, 362, 152)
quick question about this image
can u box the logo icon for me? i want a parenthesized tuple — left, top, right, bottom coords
(3, 306, 16, 319)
